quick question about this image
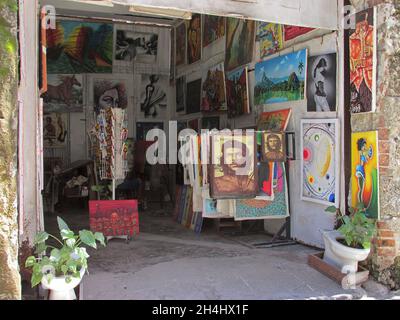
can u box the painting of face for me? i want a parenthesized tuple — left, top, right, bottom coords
(187, 14, 202, 64)
(262, 132, 286, 162)
(225, 18, 255, 72)
(209, 133, 257, 199)
(93, 79, 128, 113)
(43, 74, 83, 113)
(301, 119, 339, 207)
(349, 8, 376, 113)
(351, 131, 379, 219)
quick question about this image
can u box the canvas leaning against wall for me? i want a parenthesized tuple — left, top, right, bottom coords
(187, 14, 202, 64)
(257, 22, 283, 58)
(301, 119, 340, 207)
(203, 15, 225, 47)
(43, 74, 83, 113)
(349, 7, 377, 113)
(47, 20, 113, 74)
(307, 53, 337, 112)
(225, 18, 255, 72)
(201, 62, 227, 112)
(351, 131, 379, 219)
(255, 49, 307, 105)
(225, 66, 250, 118)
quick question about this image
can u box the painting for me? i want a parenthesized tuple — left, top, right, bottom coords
(307, 53, 337, 112)
(262, 132, 286, 162)
(351, 131, 379, 219)
(301, 119, 340, 207)
(93, 78, 128, 114)
(203, 15, 225, 47)
(225, 66, 250, 118)
(47, 20, 113, 74)
(89, 200, 139, 238)
(201, 117, 220, 131)
(115, 29, 158, 63)
(209, 132, 258, 199)
(43, 113, 68, 147)
(43, 74, 83, 113)
(349, 8, 376, 113)
(256, 162, 274, 200)
(257, 22, 283, 58)
(140, 75, 167, 118)
(201, 62, 227, 111)
(225, 18, 256, 72)
(284, 26, 314, 41)
(186, 79, 202, 114)
(255, 49, 307, 105)
(176, 76, 186, 113)
(257, 108, 292, 131)
(175, 22, 186, 66)
(235, 162, 289, 220)
(136, 122, 164, 141)
(187, 14, 202, 64)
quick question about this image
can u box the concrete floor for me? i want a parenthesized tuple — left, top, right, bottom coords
(44, 202, 396, 300)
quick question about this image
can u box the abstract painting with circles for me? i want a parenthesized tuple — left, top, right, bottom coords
(301, 119, 340, 207)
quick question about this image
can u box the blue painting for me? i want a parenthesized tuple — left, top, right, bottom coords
(254, 49, 307, 105)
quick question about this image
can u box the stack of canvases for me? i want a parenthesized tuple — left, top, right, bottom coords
(175, 123, 291, 225)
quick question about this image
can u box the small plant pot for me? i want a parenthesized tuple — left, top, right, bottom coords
(322, 230, 370, 274)
(41, 267, 86, 300)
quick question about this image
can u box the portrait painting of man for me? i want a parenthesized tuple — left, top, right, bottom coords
(262, 132, 286, 162)
(209, 133, 258, 199)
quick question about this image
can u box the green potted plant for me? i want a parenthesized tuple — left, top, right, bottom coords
(322, 204, 376, 273)
(25, 217, 106, 300)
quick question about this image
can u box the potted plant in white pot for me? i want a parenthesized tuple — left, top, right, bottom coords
(25, 217, 106, 300)
(322, 204, 376, 274)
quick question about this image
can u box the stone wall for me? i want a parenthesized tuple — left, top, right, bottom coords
(0, 1, 21, 299)
(350, 0, 400, 288)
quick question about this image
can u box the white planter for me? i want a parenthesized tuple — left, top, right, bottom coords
(41, 267, 86, 300)
(322, 230, 370, 274)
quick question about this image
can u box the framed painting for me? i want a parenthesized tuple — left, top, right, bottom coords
(43, 113, 68, 148)
(225, 18, 255, 72)
(349, 7, 377, 113)
(257, 22, 283, 58)
(261, 132, 286, 162)
(203, 15, 225, 47)
(139, 74, 168, 119)
(186, 79, 202, 114)
(307, 53, 337, 112)
(176, 76, 186, 113)
(115, 28, 158, 64)
(43, 74, 83, 113)
(187, 14, 202, 64)
(175, 22, 186, 66)
(257, 108, 292, 131)
(47, 20, 113, 74)
(284, 26, 314, 41)
(351, 131, 379, 219)
(301, 119, 340, 207)
(201, 62, 227, 111)
(225, 66, 250, 118)
(255, 49, 307, 105)
(89, 200, 139, 238)
(235, 162, 289, 220)
(209, 132, 258, 199)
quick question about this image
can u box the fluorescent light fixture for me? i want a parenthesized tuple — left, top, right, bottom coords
(128, 5, 192, 20)
(69, 0, 114, 7)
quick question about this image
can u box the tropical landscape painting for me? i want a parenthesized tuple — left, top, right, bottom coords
(47, 20, 113, 74)
(254, 49, 307, 105)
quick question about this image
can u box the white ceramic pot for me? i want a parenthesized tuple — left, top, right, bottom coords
(322, 230, 370, 274)
(41, 267, 86, 300)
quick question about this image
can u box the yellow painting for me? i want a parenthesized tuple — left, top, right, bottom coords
(351, 131, 379, 219)
(257, 22, 283, 58)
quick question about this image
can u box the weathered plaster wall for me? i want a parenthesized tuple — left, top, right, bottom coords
(350, 0, 400, 288)
(0, 0, 21, 300)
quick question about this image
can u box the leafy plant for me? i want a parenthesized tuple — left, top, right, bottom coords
(25, 217, 106, 287)
(325, 204, 376, 249)
(91, 183, 113, 200)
